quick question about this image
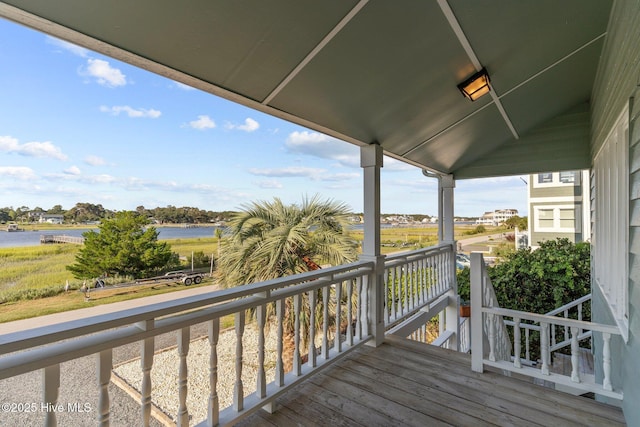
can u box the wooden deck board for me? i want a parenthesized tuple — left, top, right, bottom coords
(240, 336, 626, 427)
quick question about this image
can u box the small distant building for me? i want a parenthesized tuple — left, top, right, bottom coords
(39, 214, 64, 224)
(527, 170, 590, 249)
(476, 209, 518, 226)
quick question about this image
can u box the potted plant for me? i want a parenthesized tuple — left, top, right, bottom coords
(457, 266, 471, 317)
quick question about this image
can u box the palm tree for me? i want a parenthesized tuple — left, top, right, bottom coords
(216, 195, 358, 370)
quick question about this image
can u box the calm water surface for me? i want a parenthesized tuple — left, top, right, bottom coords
(0, 226, 221, 248)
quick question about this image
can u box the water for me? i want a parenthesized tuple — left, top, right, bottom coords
(0, 226, 222, 248)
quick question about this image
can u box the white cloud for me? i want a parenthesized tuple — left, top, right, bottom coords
(0, 166, 38, 180)
(0, 136, 68, 160)
(188, 115, 216, 130)
(255, 179, 283, 189)
(248, 166, 325, 179)
(174, 82, 195, 91)
(84, 155, 106, 166)
(100, 105, 161, 118)
(321, 172, 361, 182)
(226, 118, 260, 132)
(83, 58, 127, 87)
(285, 131, 359, 167)
(45, 36, 89, 57)
(64, 166, 81, 175)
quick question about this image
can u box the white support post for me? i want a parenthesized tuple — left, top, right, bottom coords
(470, 252, 484, 372)
(441, 174, 459, 351)
(360, 144, 385, 347)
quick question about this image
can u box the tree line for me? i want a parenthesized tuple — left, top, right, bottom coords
(0, 203, 236, 225)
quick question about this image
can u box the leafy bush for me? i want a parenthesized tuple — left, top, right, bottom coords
(457, 238, 590, 315)
(187, 251, 211, 268)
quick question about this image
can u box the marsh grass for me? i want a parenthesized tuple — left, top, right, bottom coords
(0, 237, 220, 303)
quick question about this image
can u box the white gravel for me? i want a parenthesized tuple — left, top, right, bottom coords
(113, 324, 279, 426)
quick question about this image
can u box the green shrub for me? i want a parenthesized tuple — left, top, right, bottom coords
(457, 238, 591, 359)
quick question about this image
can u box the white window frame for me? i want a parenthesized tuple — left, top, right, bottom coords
(533, 204, 581, 233)
(593, 104, 629, 342)
(533, 171, 581, 188)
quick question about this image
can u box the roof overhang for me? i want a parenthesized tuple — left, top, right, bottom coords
(0, 0, 612, 178)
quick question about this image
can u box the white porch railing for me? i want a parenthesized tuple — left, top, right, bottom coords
(383, 242, 455, 328)
(503, 294, 592, 365)
(470, 253, 623, 400)
(0, 243, 459, 426)
(0, 261, 374, 426)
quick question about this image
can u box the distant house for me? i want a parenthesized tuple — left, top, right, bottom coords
(527, 170, 590, 249)
(476, 209, 518, 226)
(39, 214, 64, 224)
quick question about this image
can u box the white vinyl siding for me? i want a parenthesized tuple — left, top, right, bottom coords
(593, 105, 629, 341)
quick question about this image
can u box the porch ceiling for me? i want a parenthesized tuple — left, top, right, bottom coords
(0, 0, 612, 179)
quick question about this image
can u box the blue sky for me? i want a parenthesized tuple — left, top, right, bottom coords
(0, 18, 528, 217)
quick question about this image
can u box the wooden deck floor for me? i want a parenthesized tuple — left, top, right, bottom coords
(238, 335, 625, 427)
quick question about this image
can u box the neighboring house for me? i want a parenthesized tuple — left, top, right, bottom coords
(527, 170, 591, 248)
(38, 214, 64, 224)
(476, 208, 518, 226)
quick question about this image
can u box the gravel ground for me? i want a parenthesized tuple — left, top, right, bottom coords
(0, 322, 210, 427)
(113, 324, 279, 426)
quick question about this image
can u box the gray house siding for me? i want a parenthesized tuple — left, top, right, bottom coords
(591, 0, 640, 422)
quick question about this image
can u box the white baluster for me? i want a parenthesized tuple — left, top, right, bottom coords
(334, 282, 342, 353)
(322, 286, 330, 359)
(138, 320, 154, 427)
(390, 266, 396, 320)
(347, 279, 353, 346)
(570, 326, 580, 383)
(361, 275, 369, 338)
(308, 290, 317, 367)
(43, 364, 60, 427)
(525, 328, 531, 362)
(564, 311, 569, 343)
(294, 294, 302, 375)
(208, 319, 220, 426)
(540, 322, 550, 375)
(257, 304, 267, 397)
(276, 299, 285, 385)
(234, 311, 245, 411)
(97, 349, 112, 426)
(402, 263, 409, 315)
(356, 276, 364, 340)
(177, 327, 190, 426)
(488, 313, 496, 362)
(513, 317, 521, 368)
(603, 332, 612, 391)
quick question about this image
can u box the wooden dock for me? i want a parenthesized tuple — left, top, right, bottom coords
(40, 234, 85, 245)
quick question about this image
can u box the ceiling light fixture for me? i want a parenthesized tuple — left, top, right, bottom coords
(457, 68, 491, 101)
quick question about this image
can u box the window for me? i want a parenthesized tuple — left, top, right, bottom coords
(559, 171, 577, 184)
(538, 209, 554, 228)
(559, 208, 575, 228)
(533, 171, 581, 188)
(593, 105, 629, 341)
(538, 173, 553, 184)
(534, 205, 580, 232)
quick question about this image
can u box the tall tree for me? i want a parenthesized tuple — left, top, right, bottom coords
(216, 196, 358, 370)
(67, 211, 179, 279)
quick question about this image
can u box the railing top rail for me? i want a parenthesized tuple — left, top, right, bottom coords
(482, 306, 620, 335)
(384, 242, 454, 264)
(545, 294, 591, 316)
(0, 260, 374, 354)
